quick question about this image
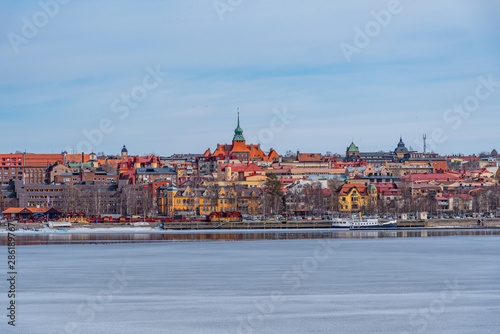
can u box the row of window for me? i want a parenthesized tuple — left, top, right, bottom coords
(25, 189, 64, 192)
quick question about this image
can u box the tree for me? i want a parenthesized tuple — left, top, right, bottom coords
(263, 173, 285, 216)
(327, 180, 343, 214)
(303, 182, 324, 215)
(139, 187, 154, 218)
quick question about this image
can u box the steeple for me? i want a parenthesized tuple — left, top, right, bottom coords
(233, 111, 245, 142)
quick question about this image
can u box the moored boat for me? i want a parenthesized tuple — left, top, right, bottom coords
(332, 217, 397, 229)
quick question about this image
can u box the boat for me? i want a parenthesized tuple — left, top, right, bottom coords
(332, 217, 397, 229)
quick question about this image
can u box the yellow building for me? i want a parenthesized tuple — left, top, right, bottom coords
(338, 183, 377, 213)
(157, 185, 261, 216)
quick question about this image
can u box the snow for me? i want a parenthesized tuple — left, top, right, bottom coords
(1, 236, 499, 333)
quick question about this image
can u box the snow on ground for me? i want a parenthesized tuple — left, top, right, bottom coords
(1, 236, 499, 333)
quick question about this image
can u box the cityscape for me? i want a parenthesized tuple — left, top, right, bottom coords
(2, 1, 499, 333)
(1, 114, 499, 221)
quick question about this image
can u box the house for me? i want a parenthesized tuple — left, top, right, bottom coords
(2, 207, 62, 220)
(436, 194, 473, 213)
(338, 183, 377, 213)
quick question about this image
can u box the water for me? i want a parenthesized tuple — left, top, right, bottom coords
(2, 228, 500, 245)
(1, 235, 499, 333)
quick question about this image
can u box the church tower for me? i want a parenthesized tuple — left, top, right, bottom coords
(232, 112, 245, 143)
(231, 112, 249, 161)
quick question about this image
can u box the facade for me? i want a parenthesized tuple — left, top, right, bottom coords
(47, 163, 73, 183)
(344, 138, 426, 165)
(119, 155, 164, 184)
(4, 180, 145, 216)
(338, 183, 377, 213)
(135, 167, 176, 185)
(54, 170, 119, 185)
(24, 154, 64, 184)
(0, 154, 24, 185)
(157, 185, 262, 216)
(436, 194, 473, 213)
(217, 163, 266, 182)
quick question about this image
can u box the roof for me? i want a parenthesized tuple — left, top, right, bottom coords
(395, 137, 408, 153)
(339, 183, 368, 196)
(297, 153, 322, 162)
(233, 113, 245, 142)
(347, 142, 359, 153)
(2, 207, 61, 214)
(135, 167, 175, 174)
(402, 172, 461, 182)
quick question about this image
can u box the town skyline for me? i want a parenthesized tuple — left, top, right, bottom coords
(0, 115, 497, 158)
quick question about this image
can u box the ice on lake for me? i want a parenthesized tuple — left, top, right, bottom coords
(1, 235, 499, 333)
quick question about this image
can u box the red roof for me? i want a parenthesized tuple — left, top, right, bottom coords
(402, 172, 461, 182)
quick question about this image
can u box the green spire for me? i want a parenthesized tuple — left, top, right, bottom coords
(348, 141, 359, 152)
(233, 112, 245, 142)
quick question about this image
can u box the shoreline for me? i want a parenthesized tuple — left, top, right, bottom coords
(1, 219, 500, 235)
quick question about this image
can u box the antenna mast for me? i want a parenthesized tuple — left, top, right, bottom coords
(423, 134, 427, 154)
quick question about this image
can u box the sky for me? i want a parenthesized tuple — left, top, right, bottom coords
(1, 0, 499, 157)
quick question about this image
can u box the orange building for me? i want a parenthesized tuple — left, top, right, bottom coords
(0, 154, 24, 185)
(205, 114, 279, 163)
(24, 154, 64, 184)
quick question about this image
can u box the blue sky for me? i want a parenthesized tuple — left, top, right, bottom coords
(1, 0, 499, 156)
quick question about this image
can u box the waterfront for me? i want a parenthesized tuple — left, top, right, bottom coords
(1, 235, 499, 333)
(2, 228, 500, 245)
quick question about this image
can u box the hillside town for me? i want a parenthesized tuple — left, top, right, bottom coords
(1, 116, 499, 221)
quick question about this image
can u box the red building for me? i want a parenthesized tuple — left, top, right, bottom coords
(0, 154, 24, 185)
(205, 114, 279, 162)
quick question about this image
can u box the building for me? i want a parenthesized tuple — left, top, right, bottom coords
(0, 154, 24, 185)
(436, 194, 473, 213)
(344, 138, 431, 165)
(267, 164, 346, 181)
(217, 163, 266, 182)
(118, 155, 164, 184)
(54, 170, 119, 185)
(135, 167, 176, 185)
(2, 207, 62, 221)
(206, 114, 279, 163)
(24, 154, 65, 184)
(47, 162, 73, 183)
(394, 137, 409, 159)
(157, 185, 262, 216)
(338, 183, 377, 213)
(121, 145, 128, 159)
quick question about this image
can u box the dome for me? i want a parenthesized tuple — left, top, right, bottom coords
(395, 137, 408, 153)
(121, 145, 128, 153)
(368, 184, 377, 191)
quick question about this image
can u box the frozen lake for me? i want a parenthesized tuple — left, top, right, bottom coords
(1, 235, 499, 333)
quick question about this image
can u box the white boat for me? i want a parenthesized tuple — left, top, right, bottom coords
(332, 217, 397, 229)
